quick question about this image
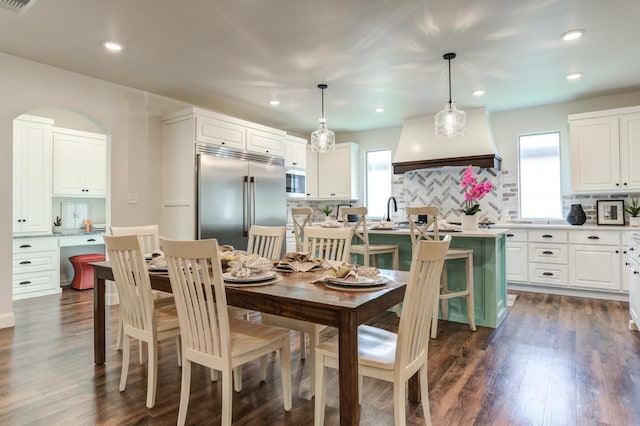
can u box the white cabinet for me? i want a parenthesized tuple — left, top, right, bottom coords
(305, 147, 318, 198)
(52, 128, 107, 197)
(196, 115, 245, 150)
(505, 229, 527, 282)
(13, 115, 54, 234)
(317, 142, 359, 199)
(284, 135, 307, 169)
(246, 126, 285, 156)
(569, 106, 640, 192)
(527, 230, 568, 286)
(569, 230, 622, 291)
(628, 235, 640, 331)
(12, 237, 60, 300)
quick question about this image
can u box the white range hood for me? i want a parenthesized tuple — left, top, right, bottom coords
(393, 108, 501, 174)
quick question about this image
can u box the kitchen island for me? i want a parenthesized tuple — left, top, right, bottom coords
(365, 228, 507, 328)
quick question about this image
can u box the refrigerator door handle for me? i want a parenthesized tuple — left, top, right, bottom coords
(250, 176, 257, 228)
(243, 176, 249, 236)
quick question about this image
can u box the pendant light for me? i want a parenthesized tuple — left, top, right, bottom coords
(435, 52, 466, 138)
(310, 83, 336, 153)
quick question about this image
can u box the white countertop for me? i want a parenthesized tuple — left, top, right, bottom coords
(367, 227, 507, 238)
(492, 223, 635, 232)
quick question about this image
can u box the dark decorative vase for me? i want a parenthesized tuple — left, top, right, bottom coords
(566, 204, 587, 225)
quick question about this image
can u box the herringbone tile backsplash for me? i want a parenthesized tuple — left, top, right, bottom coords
(395, 167, 503, 223)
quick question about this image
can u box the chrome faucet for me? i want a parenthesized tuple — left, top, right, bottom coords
(385, 196, 397, 222)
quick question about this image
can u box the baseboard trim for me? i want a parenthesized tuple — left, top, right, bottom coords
(0, 312, 16, 329)
(508, 282, 629, 301)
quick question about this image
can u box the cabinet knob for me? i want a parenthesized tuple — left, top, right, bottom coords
(624, 182, 628, 186)
(19, 281, 31, 285)
(506, 233, 514, 237)
(615, 250, 619, 254)
(616, 183, 620, 186)
(624, 250, 628, 254)
(87, 239, 96, 242)
(292, 162, 297, 166)
(626, 262, 630, 266)
(19, 244, 32, 248)
(542, 272, 554, 276)
(19, 261, 31, 265)
(221, 141, 226, 145)
(542, 234, 553, 238)
(542, 250, 554, 255)
(635, 271, 639, 275)
(587, 236, 600, 240)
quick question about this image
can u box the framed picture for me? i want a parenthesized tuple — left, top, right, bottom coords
(596, 200, 624, 226)
(336, 203, 351, 222)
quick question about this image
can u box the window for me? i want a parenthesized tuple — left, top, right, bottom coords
(518, 131, 562, 219)
(365, 149, 392, 218)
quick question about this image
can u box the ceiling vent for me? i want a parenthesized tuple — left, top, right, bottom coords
(0, 0, 37, 13)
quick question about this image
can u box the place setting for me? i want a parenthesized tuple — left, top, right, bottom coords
(312, 262, 390, 292)
(221, 250, 282, 287)
(272, 251, 325, 273)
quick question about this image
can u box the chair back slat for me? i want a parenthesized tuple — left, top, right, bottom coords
(303, 227, 353, 262)
(396, 236, 450, 368)
(161, 238, 231, 362)
(341, 206, 369, 246)
(406, 206, 441, 246)
(292, 208, 313, 252)
(110, 225, 160, 254)
(247, 225, 285, 259)
(104, 235, 156, 337)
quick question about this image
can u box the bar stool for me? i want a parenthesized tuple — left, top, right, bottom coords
(407, 206, 476, 338)
(292, 207, 313, 252)
(341, 206, 399, 269)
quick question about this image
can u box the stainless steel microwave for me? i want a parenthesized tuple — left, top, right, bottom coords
(286, 169, 306, 197)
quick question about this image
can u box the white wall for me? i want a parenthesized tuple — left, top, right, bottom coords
(0, 52, 187, 328)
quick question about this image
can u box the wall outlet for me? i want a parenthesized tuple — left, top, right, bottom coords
(127, 193, 138, 204)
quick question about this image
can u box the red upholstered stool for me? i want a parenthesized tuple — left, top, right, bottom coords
(69, 254, 106, 290)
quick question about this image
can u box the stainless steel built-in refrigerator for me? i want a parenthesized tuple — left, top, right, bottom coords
(196, 143, 286, 250)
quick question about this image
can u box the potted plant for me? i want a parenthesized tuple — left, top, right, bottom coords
(53, 216, 63, 233)
(625, 198, 640, 227)
(460, 166, 493, 230)
(322, 205, 334, 221)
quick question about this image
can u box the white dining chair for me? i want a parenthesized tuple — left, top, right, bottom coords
(314, 236, 451, 426)
(247, 225, 285, 259)
(262, 226, 353, 396)
(341, 206, 399, 269)
(160, 237, 292, 426)
(406, 206, 476, 338)
(110, 225, 173, 351)
(103, 234, 181, 409)
(292, 207, 314, 252)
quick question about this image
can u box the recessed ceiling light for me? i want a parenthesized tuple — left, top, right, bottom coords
(562, 29, 584, 41)
(566, 72, 582, 80)
(269, 100, 280, 106)
(103, 41, 124, 52)
(374, 107, 385, 113)
(472, 90, 485, 96)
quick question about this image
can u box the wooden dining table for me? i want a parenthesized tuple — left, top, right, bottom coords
(91, 262, 414, 426)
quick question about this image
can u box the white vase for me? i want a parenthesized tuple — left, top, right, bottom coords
(461, 214, 478, 231)
(630, 216, 640, 227)
(53, 225, 62, 234)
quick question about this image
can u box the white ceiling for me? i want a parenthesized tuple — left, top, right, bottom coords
(1, 0, 639, 135)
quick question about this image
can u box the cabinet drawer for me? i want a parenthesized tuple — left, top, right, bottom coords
(529, 243, 568, 264)
(196, 116, 245, 150)
(13, 237, 58, 252)
(13, 250, 57, 273)
(58, 234, 105, 247)
(569, 230, 620, 245)
(528, 263, 568, 286)
(528, 230, 568, 243)
(246, 128, 284, 156)
(504, 229, 527, 242)
(13, 269, 58, 296)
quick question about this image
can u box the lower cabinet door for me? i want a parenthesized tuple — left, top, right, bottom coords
(569, 244, 621, 291)
(13, 269, 60, 299)
(506, 242, 528, 282)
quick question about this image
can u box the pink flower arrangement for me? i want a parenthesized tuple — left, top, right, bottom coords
(460, 166, 493, 215)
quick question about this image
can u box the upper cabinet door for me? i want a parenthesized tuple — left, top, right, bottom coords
(620, 112, 640, 190)
(53, 129, 107, 197)
(569, 116, 620, 192)
(13, 116, 53, 234)
(196, 115, 245, 150)
(284, 135, 307, 169)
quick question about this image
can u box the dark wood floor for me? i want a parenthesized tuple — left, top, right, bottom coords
(1, 288, 639, 425)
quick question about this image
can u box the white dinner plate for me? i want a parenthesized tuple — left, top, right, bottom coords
(325, 275, 389, 287)
(224, 275, 283, 287)
(273, 263, 324, 273)
(223, 271, 277, 283)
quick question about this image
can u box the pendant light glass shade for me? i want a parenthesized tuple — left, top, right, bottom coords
(311, 83, 335, 153)
(435, 52, 466, 138)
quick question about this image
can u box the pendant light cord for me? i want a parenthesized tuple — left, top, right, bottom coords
(447, 57, 452, 105)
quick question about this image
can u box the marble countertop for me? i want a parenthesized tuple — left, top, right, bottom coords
(367, 227, 507, 238)
(14, 230, 105, 239)
(491, 223, 635, 231)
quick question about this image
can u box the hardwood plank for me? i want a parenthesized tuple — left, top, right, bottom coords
(1, 289, 640, 425)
